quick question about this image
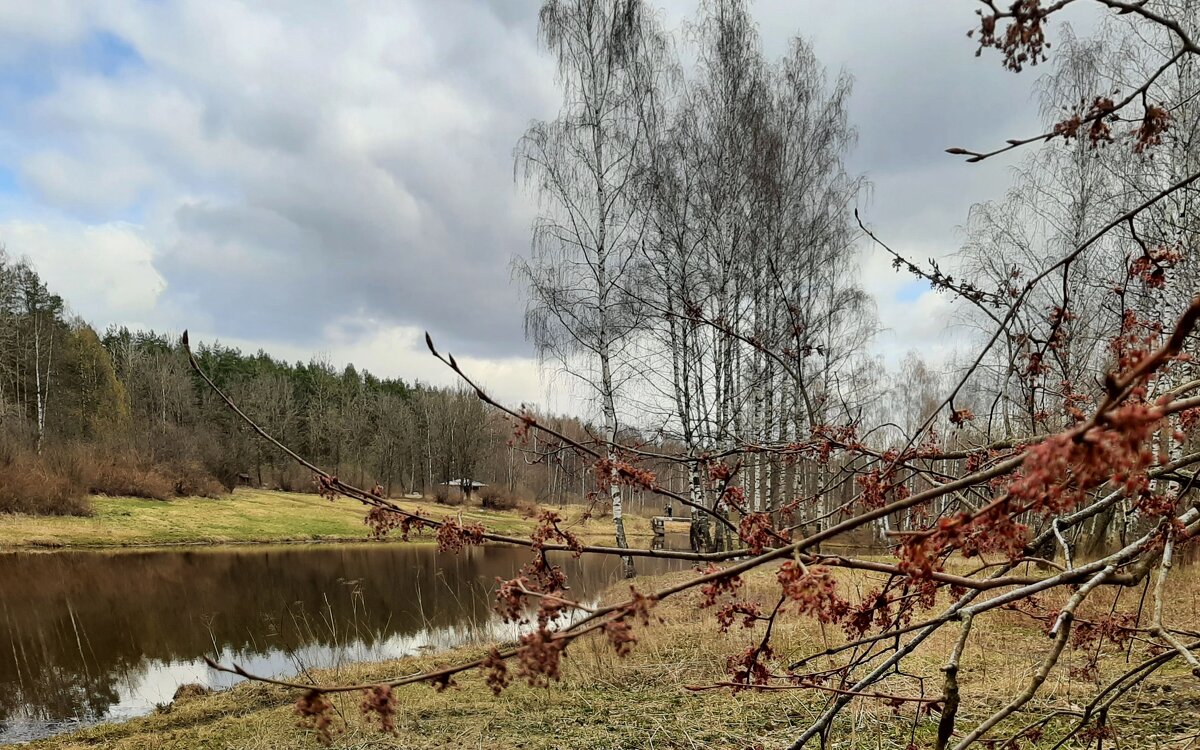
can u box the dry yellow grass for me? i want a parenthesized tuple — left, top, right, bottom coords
(28, 561, 1200, 749)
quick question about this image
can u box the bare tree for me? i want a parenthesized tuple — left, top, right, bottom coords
(515, 0, 671, 577)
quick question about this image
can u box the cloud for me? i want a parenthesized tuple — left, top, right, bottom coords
(0, 219, 166, 324)
(21, 145, 156, 215)
(213, 321, 555, 413)
(5, 0, 555, 359)
(0, 0, 1105, 407)
(0, 2, 91, 60)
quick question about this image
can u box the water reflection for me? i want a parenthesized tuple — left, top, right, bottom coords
(0, 542, 688, 743)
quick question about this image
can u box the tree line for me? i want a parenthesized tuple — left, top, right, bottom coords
(0, 251, 687, 514)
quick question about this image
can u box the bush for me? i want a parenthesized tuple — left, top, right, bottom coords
(198, 452, 243, 492)
(0, 434, 231, 515)
(480, 486, 518, 511)
(171, 461, 227, 498)
(89, 461, 175, 500)
(172, 683, 212, 703)
(272, 465, 310, 493)
(73, 446, 229, 501)
(432, 486, 467, 506)
(0, 452, 90, 516)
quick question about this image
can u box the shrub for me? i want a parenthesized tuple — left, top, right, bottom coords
(199, 453, 242, 492)
(171, 461, 227, 498)
(432, 486, 467, 506)
(480, 486, 519, 511)
(0, 431, 233, 514)
(73, 446, 229, 501)
(273, 465, 310, 493)
(89, 461, 175, 500)
(0, 452, 90, 516)
(172, 683, 212, 703)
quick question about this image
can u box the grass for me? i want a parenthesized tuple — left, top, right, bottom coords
(0, 489, 667, 549)
(27, 565, 1200, 749)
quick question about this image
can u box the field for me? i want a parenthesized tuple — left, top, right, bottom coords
(27, 564, 1200, 750)
(0, 489, 666, 549)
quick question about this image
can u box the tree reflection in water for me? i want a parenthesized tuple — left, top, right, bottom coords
(0, 542, 689, 743)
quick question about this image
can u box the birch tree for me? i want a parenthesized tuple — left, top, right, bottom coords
(14, 264, 63, 454)
(515, 0, 669, 577)
(638, 1, 871, 539)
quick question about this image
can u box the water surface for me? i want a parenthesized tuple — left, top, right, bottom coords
(0, 541, 689, 743)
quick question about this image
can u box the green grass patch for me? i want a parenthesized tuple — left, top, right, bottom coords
(0, 489, 659, 550)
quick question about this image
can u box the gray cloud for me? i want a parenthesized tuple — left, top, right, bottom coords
(7, 0, 556, 358)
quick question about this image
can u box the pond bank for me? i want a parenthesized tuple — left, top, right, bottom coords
(24, 570, 815, 750)
(0, 489, 663, 551)
(26, 567, 1200, 750)
(2, 543, 692, 744)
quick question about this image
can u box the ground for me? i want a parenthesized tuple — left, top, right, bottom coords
(25, 566, 1200, 750)
(0, 489, 675, 549)
(5, 493, 1196, 748)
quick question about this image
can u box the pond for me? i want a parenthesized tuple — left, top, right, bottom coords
(0, 540, 692, 744)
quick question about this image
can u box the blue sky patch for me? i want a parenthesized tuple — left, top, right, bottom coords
(82, 31, 144, 77)
(0, 59, 56, 102)
(895, 279, 928, 303)
(0, 166, 16, 195)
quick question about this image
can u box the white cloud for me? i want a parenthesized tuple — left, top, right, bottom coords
(210, 320, 562, 413)
(856, 221, 995, 376)
(0, 1, 91, 60)
(0, 219, 166, 323)
(4, 0, 550, 357)
(21, 145, 158, 214)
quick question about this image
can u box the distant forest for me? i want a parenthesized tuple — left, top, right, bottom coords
(0, 251, 631, 515)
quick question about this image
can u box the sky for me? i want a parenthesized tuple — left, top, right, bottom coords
(0, 0, 1101, 415)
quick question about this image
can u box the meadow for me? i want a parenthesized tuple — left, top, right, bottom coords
(0, 488, 675, 549)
